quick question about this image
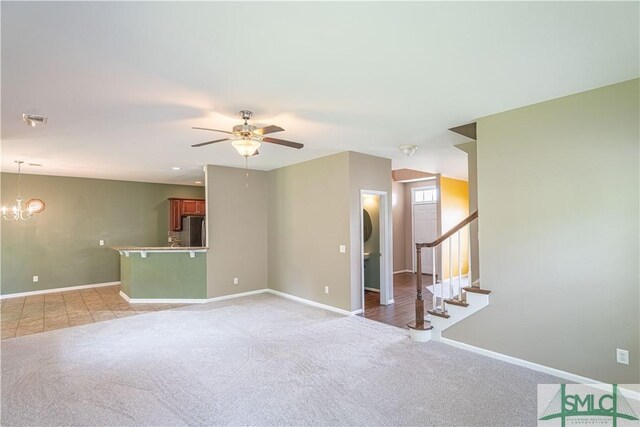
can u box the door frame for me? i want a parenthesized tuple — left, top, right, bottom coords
(411, 185, 438, 273)
(360, 189, 393, 313)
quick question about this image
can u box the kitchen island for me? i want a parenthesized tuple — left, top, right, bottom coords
(113, 246, 207, 302)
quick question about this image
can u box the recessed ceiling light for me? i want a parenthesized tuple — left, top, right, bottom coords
(194, 181, 202, 184)
(172, 167, 181, 170)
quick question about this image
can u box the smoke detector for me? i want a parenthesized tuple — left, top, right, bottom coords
(399, 144, 418, 157)
(22, 114, 48, 128)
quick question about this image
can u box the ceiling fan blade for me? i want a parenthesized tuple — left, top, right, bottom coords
(191, 138, 231, 147)
(262, 137, 304, 149)
(192, 127, 235, 135)
(252, 125, 284, 136)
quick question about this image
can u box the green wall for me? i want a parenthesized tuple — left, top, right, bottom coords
(1, 173, 204, 295)
(120, 252, 206, 299)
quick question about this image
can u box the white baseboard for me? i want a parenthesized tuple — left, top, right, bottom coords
(119, 287, 361, 317)
(119, 291, 207, 304)
(364, 287, 380, 293)
(438, 337, 640, 399)
(267, 289, 361, 316)
(207, 288, 269, 303)
(119, 288, 269, 304)
(393, 269, 413, 274)
(1, 281, 121, 299)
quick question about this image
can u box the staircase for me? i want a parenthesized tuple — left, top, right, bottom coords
(408, 210, 492, 342)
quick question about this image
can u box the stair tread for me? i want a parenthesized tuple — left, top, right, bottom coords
(427, 309, 450, 319)
(444, 298, 469, 307)
(407, 320, 433, 331)
(463, 286, 491, 295)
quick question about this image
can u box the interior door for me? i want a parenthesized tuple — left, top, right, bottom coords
(413, 203, 437, 274)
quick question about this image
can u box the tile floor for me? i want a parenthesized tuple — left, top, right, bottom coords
(0, 285, 189, 340)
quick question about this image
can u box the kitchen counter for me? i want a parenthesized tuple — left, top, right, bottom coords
(113, 246, 207, 301)
(112, 246, 207, 258)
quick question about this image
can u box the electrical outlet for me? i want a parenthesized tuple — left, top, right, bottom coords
(339, 245, 346, 253)
(616, 348, 629, 365)
(233, 277, 239, 285)
(324, 286, 329, 294)
(99, 240, 105, 246)
(33, 276, 39, 282)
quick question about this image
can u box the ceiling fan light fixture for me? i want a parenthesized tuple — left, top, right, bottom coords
(232, 138, 261, 157)
(399, 144, 418, 157)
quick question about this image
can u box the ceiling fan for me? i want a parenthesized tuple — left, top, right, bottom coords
(191, 110, 304, 157)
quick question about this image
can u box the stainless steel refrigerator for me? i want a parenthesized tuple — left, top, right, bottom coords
(180, 216, 206, 247)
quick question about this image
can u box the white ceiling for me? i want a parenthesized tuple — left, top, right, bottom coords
(2, 2, 638, 185)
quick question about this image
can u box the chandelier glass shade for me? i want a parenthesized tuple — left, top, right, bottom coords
(231, 138, 261, 157)
(2, 161, 35, 221)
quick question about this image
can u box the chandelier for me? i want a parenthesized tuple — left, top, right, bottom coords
(2, 161, 35, 221)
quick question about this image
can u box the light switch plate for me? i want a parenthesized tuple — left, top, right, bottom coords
(33, 276, 39, 282)
(339, 245, 346, 253)
(99, 240, 105, 246)
(233, 277, 239, 285)
(324, 286, 329, 294)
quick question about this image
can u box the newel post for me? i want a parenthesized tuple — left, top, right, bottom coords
(408, 242, 432, 340)
(415, 243, 424, 328)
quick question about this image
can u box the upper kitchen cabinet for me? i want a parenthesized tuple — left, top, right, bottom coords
(169, 198, 206, 231)
(182, 199, 205, 216)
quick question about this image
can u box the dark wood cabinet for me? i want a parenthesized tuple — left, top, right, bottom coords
(169, 198, 205, 231)
(182, 200, 199, 216)
(170, 199, 182, 231)
(196, 200, 206, 215)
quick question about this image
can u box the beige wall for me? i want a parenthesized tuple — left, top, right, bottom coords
(392, 180, 406, 272)
(348, 152, 393, 311)
(267, 153, 352, 310)
(210, 152, 391, 313)
(456, 141, 480, 282)
(445, 79, 640, 384)
(205, 165, 268, 298)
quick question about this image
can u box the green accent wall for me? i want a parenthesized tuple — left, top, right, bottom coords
(120, 252, 206, 299)
(1, 173, 204, 295)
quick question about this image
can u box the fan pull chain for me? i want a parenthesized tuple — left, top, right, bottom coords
(244, 156, 249, 189)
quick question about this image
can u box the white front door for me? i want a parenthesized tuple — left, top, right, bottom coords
(413, 203, 438, 274)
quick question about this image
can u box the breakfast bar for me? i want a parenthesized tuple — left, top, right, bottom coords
(113, 246, 208, 302)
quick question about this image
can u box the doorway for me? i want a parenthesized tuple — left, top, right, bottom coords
(360, 190, 392, 315)
(411, 186, 438, 274)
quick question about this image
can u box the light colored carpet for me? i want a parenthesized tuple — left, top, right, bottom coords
(1, 293, 560, 426)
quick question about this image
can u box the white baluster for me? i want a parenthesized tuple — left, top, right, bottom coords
(432, 246, 436, 313)
(448, 238, 453, 308)
(458, 230, 462, 302)
(468, 222, 472, 288)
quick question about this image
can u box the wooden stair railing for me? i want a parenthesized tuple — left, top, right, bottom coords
(408, 210, 484, 331)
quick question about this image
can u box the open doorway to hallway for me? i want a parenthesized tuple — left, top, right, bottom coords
(360, 190, 393, 319)
(362, 193, 382, 304)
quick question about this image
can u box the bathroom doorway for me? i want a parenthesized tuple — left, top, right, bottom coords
(360, 190, 392, 315)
